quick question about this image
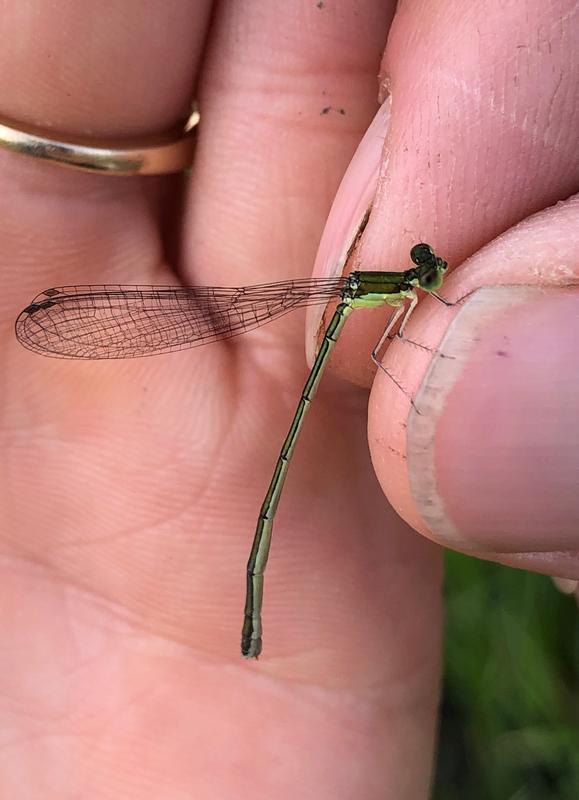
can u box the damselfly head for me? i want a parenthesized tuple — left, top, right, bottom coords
(409, 243, 448, 292)
(343, 271, 361, 298)
(418, 266, 444, 292)
(410, 242, 437, 267)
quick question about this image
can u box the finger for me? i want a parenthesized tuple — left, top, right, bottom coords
(309, 0, 579, 386)
(2, 1, 214, 588)
(0, 2, 209, 133)
(368, 193, 579, 578)
(183, 0, 396, 291)
(0, 0, 211, 320)
(182, 3, 444, 799)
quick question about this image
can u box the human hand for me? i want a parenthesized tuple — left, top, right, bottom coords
(1, 2, 578, 799)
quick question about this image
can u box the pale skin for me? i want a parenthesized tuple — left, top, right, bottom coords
(1, 2, 579, 799)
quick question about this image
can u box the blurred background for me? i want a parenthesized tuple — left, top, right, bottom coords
(434, 553, 578, 800)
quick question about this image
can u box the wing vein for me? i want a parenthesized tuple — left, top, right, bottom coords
(15, 279, 346, 359)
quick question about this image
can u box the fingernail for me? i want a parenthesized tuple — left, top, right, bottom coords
(407, 285, 579, 553)
(306, 97, 391, 362)
(552, 576, 578, 595)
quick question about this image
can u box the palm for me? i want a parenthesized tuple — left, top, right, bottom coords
(1, 30, 445, 780)
(3, 219, 440, 794)
(2, 42, 447, 777)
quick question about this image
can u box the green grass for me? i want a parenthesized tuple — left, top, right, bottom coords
(434, 552, 579, 800)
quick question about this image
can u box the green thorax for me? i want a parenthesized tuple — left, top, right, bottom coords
(341, 243, 448, 309)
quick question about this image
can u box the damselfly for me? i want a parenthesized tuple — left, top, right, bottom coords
(16, 243, 449, 658)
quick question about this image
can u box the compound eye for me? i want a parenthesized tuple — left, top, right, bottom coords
(410, 243, 435, 266)
(418, 267, 442, 292)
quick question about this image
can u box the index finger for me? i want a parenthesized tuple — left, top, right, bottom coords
(309, 0, 579, 386)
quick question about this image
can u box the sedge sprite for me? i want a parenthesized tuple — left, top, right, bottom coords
(16, 243, 449, 657)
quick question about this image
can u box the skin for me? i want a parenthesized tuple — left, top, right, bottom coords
(0, 1, 578, 798)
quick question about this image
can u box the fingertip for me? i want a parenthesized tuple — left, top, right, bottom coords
(410, 285, 579, 553)
(368, 196, 579, 576)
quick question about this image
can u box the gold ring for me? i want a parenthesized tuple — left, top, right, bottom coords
(0, 105, 200, 176)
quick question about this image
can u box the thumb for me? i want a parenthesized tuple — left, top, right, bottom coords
(368, 193, 579, 579)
